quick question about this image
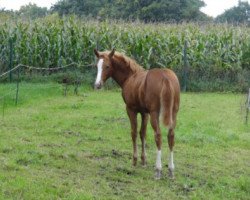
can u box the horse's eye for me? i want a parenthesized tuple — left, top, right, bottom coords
(106, 65, 110, 69)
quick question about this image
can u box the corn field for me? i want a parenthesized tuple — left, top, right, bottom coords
(0, 14, 249, 91)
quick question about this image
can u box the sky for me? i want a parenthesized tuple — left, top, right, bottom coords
(0, 0, 250, 17)
(201, 0, 250, 17)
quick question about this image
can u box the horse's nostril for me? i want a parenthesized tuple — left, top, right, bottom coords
(95, 83, 102, 90)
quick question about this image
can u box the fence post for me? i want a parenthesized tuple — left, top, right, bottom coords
(2, 97, 5, 118)
(9, 38, 14, 82)
(183, 40, 188, 92)
(246, 88, 250, 124)
(15, 67, 20, 106)
(64, 83, 68, 96)
(74, 65, 80, 95)
(74, 80, 80, 95)
(63, 77, 69, 97)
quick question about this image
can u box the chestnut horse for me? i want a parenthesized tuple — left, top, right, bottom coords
(94, 49, 180, 179)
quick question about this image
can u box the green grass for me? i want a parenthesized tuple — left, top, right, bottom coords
(0, 83, 249, 199)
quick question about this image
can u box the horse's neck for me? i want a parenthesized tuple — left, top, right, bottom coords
(112, 62, 137, 88)
(112, 66, 132, 88)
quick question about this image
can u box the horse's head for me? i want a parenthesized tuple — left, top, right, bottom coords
(94, 49, 115, 89)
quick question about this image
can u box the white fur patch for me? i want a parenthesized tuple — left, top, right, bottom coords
(168, 151, 174, 170)
(95, 59, 103, 85)
(156, 150, 162, 170)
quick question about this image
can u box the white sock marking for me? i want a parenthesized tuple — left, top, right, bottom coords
(95, 59, 103, 85)
(156, 150, 162, 170)
(168, 151, 174, 170)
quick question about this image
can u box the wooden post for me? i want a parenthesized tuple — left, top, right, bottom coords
(2, 97, 5, 118)
(64, 83, 68, 96)
(246, 88, 250, 124)
(74, 80, 80, 95)
(9, 38, 14, 82)
(183, 40, 188, 92)
(15, 67, 20, 106)
(74, 65, 80, 95)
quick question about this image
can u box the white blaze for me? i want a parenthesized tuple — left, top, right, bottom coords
(95, 59, 103, 85)
(168, 151, 174, 170)
(156, 150, 162, 170)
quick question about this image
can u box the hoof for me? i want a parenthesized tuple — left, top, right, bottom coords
(141, 159, 147, 167)
(155, 169, 162, 180)
(141, 163, 147, 168)
(132, 158, 137, 166)
(168, 169, 175, 179)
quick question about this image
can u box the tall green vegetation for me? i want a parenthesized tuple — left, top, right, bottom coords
(0, 15, 249, 91)
(51, 0, 209, 22)
(216, 0, 250, 24)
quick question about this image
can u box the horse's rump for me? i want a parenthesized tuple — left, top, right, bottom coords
(144, 69, 180, 128)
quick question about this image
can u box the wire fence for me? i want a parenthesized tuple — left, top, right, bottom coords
(1, 43, 249, 122)
(0, 62, 94, 117)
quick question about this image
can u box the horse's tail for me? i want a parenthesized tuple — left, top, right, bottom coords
(160, 78, 175, 128)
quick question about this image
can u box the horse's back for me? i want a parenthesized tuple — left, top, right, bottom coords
(146, 68, 179, 91)
(123, 68, 180, 114)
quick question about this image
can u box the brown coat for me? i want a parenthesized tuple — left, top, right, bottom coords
(94, 49, 180, 179)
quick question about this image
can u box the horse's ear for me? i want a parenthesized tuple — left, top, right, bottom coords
(94, 49, 100, 58)
(109, 48, 115, 58)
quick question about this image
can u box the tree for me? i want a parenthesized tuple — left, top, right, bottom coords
(0, 9, 16, 23)
(139, 0, 207, 22)
(18, 3, 48, 19)
(216, 0, 250, 24)
(51, 0, 209, 22)
(51, 0, 105, 17)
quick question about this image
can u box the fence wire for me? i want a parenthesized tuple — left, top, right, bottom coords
(0, 62, 92, 117)
(0, 62, 94, 78)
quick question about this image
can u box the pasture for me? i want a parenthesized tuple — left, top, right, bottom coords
(0, 83, 249, 199)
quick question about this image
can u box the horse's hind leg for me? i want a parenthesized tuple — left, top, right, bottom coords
(140, 113, 148, 166)
(168, 128, 175, 179)
(126, 107, 138, 166)
(150, 111, 162, 179)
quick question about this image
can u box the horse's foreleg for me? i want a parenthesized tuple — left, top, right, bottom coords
(150, 112, 162, 179)
(140, 113, 148, 166)
(168, 128, 175, 179)
(127, 107, 138, 166)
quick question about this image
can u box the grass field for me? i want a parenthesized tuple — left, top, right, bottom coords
(0, 83, 249, 199)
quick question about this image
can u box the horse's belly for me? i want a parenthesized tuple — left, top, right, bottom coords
(122, 86, 148, 112)
(122, 71, 150, 112)
(127, 101, 149, 113)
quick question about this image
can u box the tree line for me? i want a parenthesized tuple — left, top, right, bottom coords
(51, 0, 209, 22)
(0, 0, 250, 23)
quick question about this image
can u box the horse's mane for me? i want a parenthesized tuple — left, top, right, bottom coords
(103, 51, 144, 73)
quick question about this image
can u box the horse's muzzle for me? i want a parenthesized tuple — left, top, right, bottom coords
(94, 83, 102, 90)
